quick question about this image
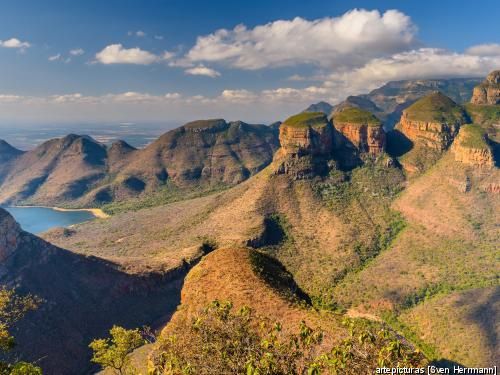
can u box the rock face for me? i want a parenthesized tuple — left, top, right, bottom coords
(332, 107, 385, 156)
(451, 125, 495, 167)
(278, 112, 333, 156)
(471, 70, 500, 105)
(398, 92, 467, 151)
(275, 112, 334, 179)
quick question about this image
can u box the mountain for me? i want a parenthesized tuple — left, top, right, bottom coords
(3, 71, 498, 373)
(0, 134, 107, 206)
(0, 207, 196, 374)
(0, 139, 24, 163)
(302, 101, 333, 114)
(0, 120, 279, 209)
(332, 95, 384, 117)
(303, 78, 481, 130)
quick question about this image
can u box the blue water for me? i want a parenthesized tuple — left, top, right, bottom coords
(4, 207, 95, 234)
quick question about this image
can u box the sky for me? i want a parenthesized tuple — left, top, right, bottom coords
(0, 0, 499, 126)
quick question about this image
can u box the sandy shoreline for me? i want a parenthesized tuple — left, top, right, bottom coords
(8, 205, 110, 219)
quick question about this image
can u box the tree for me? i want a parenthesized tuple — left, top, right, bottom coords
(89, 326, 146, 375)
(0, 287, 41, 375)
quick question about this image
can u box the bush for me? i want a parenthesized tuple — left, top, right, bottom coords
(149, 300, 426, 374)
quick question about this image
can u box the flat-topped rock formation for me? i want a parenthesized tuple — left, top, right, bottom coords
(332, 107, 385, 156)
(470, 70, 500, 105)
(398, 92, 467, 151)
(278, 112, 333, 156)
(451, 124, 495, 167)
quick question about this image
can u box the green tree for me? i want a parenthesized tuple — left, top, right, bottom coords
(0, 287, 41, 375)
(89, 326, 146, 375)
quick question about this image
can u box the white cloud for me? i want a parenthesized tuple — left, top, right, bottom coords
(154, 35, 164, 40)
(0, 94, 23, 103)
(70, 48, 85, 56)
(326, 48, 500, 94)
(136, 31, 146, 37)
(219, 89, 257, 102)
(0, 38, 31, 49)
(185, 64, 221, 77)
(164, 92, 181, 99)
(185, 9, 417, 70)
(465, 43, 500, 57)
(95, 44, 159, 65)
(48, 54, 61, 61)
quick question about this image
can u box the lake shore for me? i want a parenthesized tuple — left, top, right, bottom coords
(9, 205, 110, 219)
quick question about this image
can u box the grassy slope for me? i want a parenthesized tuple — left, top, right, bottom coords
(331, 153, 499, 365)
(405, 92, 467, 123)
(332, 107, 381, 126)
(457, 124, 489, 149)
(283, 112, 329, 128)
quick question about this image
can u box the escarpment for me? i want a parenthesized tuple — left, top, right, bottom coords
(332, 107, 385, 156)
(451, 125, 495, 167)
(470, 70, 500, 105)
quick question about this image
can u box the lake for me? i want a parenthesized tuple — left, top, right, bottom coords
(4, 206, 96, 234)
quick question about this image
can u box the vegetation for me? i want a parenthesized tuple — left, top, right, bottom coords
(457, 124, 489, 149)
(404, 92, 467, 123)
(283, 112, 329, 128)
(332, 107, 381, 126)
(150, 300, 425, 374)
(0, 288, 41, 374)
(89, 325, 146, 375)
(101, 182, 229, 215)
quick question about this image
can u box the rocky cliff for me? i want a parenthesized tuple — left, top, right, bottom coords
(274, 112, 334, 179)
(451, 125, 495, 167)
(278, 112, 333, 156)
(470, 70, 500, 105)
(398, 92, 467, 151)
(332, 107, 385, 156)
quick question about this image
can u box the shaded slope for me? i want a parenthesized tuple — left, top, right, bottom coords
(0, 208, 192, 374)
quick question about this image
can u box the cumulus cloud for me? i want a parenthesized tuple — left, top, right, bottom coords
(95, 44, 159, 65)
(48, 54, 61, 61)
(465, 43, 500, 57)
(70, 48, 85, 56)
(185, 65, 221, 77)
(0, 38, 31, 49)
(185, 9, 417, 70)
(219, 89, 257, 102)
(136, 31, 146, 37)
(0, 94, 23, 103)
(326, 48, 500, 93)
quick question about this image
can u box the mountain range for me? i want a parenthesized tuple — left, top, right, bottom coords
(0, 72, 498, 374)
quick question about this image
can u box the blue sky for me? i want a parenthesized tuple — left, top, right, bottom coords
(0, 0, 499, 125)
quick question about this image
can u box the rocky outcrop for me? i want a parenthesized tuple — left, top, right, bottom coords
(451, 125, 495, 167)
(332, 107, 385, 156)
(278, 112, 333, 157)
(274, 112, 334, 179)
(398, 92, 467, 151)
(471, 70, 500, 105)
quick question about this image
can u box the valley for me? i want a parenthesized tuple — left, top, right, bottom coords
(0, 72, 498, 374)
